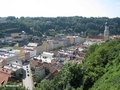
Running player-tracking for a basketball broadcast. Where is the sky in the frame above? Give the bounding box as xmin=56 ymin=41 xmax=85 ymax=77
xmin=0 ymin=0 xmax=120 ymax=18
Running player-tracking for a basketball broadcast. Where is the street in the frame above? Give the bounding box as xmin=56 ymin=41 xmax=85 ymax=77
xmin=22 ymin=64 xmax=34 ymax=90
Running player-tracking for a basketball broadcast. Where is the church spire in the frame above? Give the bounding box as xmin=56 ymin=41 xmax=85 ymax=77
xmin=104 ymin=19 xmax=109 ymax=41
xmin=105 ymin=19 xmax=108 ymax=26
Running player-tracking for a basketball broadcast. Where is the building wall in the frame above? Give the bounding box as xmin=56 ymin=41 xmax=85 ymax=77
xmin=29 ymin=50 xmax=36 ymax=58
xmin=1 ymin=60 xmax=7 ymax=66
xmin=58 ymin=41 xmax=64 ymax=47
xmin=18 ymin=50 xmax=25 ymax=61
xmin=63 ymin=39 xmax=67 ymax=46
xmin=67 ymin=38 xmax=70 ymax=46
xmin=36 ymin=45 xmax=46 ymax=55
xmin=43 ymin=41 xmax=50 ymax=51
xmin=13 ymin=37 xmax=24 ymax=41
xmin=35 ymin=68 xmax=45 ymax=79
xmin=80 ymin=37 xmax=85 ymax=44
xmin=49 ymin=42 xmax=54 ymax=50
xmin=74 ymin=36 xmax=80 ymax=44
xmin=5 ymin=37 xmax=13 ymax=41
xmin=14 ymin=46 xmax=23 ymax=50
xmin=77 ymin=37 xmax=80 ymax=43
xmin=25 ymin=51 xmax=30 ymax=60
xmin=70 ymin=37 xmax=74 ymax=45
xmin=53 ymin=43 xmax=59 ymax=49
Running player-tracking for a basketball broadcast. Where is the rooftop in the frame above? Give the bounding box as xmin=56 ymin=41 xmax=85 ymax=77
xmin=88 ymin=36 xmax=104 ymax=40
xmin=0 ymin=68 xmax=12 ymax=75
xmin=30 ymin=60 xmax=42 ymax=67
xmin=0 ymin=72 xmax=11 ymax=86
xmin=27 ymin=43 xmax=38 ymax=47
xmin=4 ymin=64 xmax=22 ymax=71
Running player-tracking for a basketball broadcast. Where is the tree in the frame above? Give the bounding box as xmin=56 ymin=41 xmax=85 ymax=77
xmin=33 ymin=76 xmax=41 ymax=83
xmin=36 ymin=39 xmax=120 ymax=90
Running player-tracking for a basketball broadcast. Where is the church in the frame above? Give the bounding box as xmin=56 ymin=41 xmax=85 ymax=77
xmin=84 ymin=20 xmax=110 ymax=45
xmin=104 ymin=20 xmax=109 ymax=41
xmin=87 ymin=20 xmax=109 ymax=41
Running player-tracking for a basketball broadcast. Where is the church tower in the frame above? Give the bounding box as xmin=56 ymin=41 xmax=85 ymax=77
xmin=104 ymin=20 xmax=109 ymax=41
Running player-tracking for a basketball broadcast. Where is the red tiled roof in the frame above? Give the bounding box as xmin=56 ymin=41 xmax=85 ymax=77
xmin=78 ymin=53 xmax=85 ymax=57
xmin=0 ymin=68 xmax=12 ymax=75
xmin=59 ymin=53 xmax=69 ymax=57
xmin=0 ymin=72 xmax=12 ymax=86
xmin=51 ymin=59 xmax=57 ymax=65
xmin=50 ymin=65 xmax=62 ymax=73
xmin=88 ymin=36 xmax=104 ymax=40
xmin=52 ymin=69 xmax=58 ymax=76
xmin=35 ymin=66 xmax=44 ymax=70
xmin=43 ymin=62 xmax=50 ymax=68
xmin=30 ymin=60 xmax=42 ymax=67
xmin=76 ymin=57 xmax=84 ymax=60
xmin=45 ymin=67 xmax=60 ymax=80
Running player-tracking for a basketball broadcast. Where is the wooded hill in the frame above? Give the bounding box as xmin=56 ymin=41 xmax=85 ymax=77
xmin=35 ymin=39 xmax=120 ymax=90
xmin=0 ymin=16 xmax=120 ymax=37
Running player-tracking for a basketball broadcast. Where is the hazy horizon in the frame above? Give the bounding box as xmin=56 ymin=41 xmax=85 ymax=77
xmin=0 ymin=0 xmax=120 ymax=18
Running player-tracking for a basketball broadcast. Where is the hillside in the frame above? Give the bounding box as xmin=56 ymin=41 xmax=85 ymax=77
xmin=0 ymin=16 xmax=120 ymax=37
xmin=35 ymin=39 xmax=120 ymax=90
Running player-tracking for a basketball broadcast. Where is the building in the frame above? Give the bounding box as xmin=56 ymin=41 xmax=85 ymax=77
xmin=0 ymin=48 xmax=24 ymax=65
xmin=35 ymin=66 xmax=45 ymax=79
xmin=40 ymin=52 xmax=54 ymax=63
xmin=4 ymin=33 xmax=13 ymax=42
xmin=85 ymin=20 xmax=110 ymax=46
xmin=0 ymin=68 xmax=15 ymax=86
xmin=0 ymin=52 xmax=18 ymax=64
xmin=30 ymin=60 xmax=42 ymax=69
xmin=104 ymin=20 xmax=109 ymax=41
xmin=18 ymin=50 xmax=25 ymax=61
xmin=56 ymin=50 xmax=72 ymax=62
xmin=24 ymin=43 xmax=38 ymax=57
xmin=0 ymin=59 xmax=7 ymax=67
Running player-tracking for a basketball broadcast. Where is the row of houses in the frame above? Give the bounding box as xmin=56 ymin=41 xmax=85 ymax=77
xmin=0 ymin=34 xmax=85 ymax=86
xmin=0 ymin=47 xmax=24 ymax=86
xmin=29 ymin=44 xmax=86 ymax=80
xmin=12 ymin=35 xmax=85 ymax=62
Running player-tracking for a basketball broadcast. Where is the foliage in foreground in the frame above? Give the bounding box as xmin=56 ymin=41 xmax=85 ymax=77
xmin=0 ymin=82 xmax=25 ymax=90
xmin=35 ymin=39 xmax=120 ymax=90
